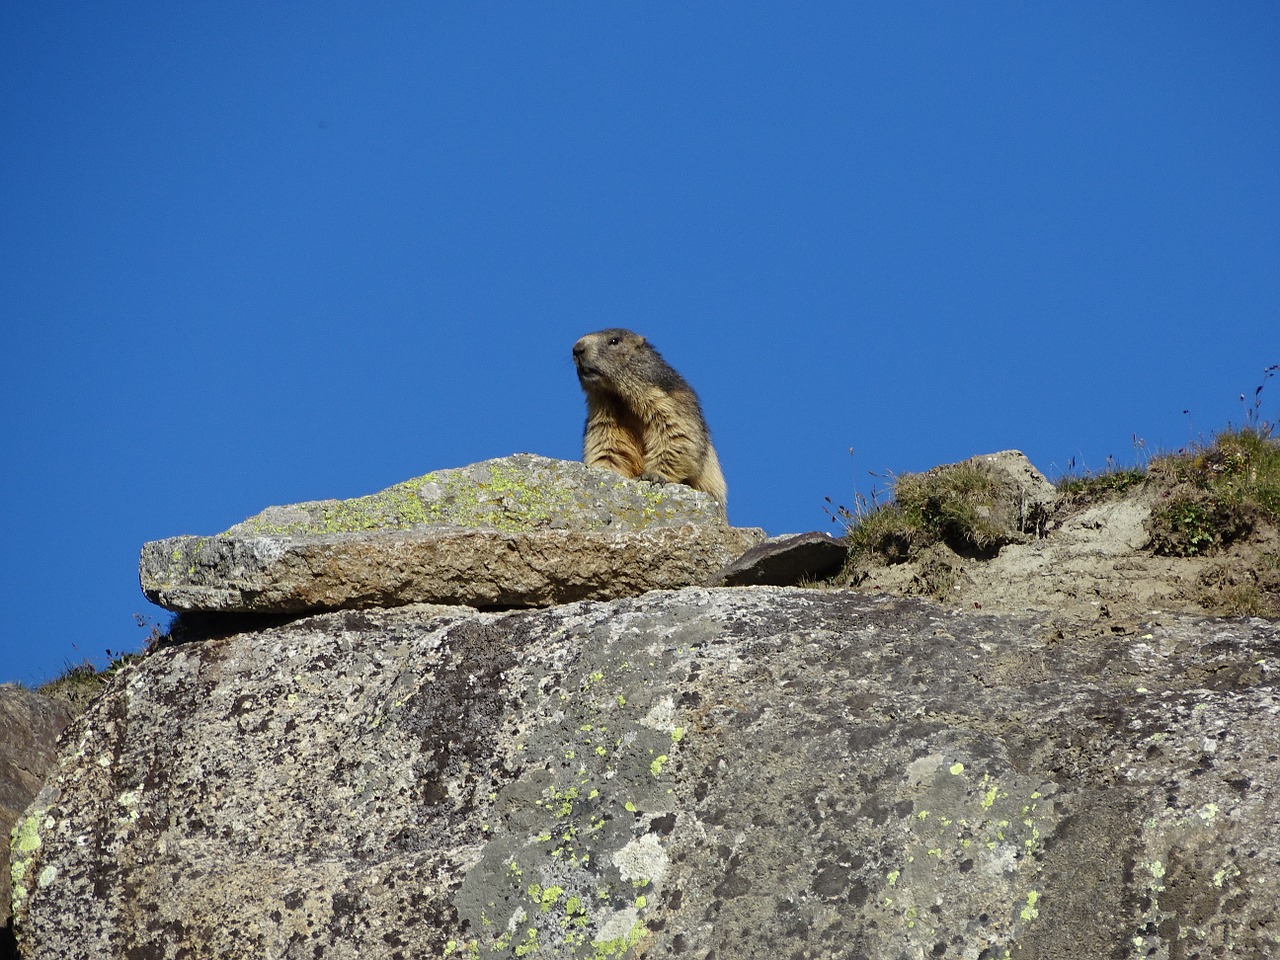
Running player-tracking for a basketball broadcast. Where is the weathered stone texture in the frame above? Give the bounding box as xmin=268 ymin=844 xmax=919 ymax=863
xmin=138 ymin=455 xmax=765 ymax=614
xmin=141 ymin=525 xmax=764 ymax=614
xmin=11 ymin=590 xmax=1279 ymax=959
xmin=0 ymin=685 xmax=75 ymax=929
xmin=223 ymin=454 xmax=727 ymax=537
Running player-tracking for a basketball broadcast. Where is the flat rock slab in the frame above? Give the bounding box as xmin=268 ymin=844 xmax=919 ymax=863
xmin=140 ymin=454 xmax=764 ymax=613
xmin=142 ymin=526 xmax=766 ymax=613
xmin=707 ymin=531 xmax=847 ymax=586
xmin=225 ymin=453 xmax=726 ymax=536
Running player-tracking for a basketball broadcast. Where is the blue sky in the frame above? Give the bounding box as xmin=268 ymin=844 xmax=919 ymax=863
xmin=3 ymin=3 xmax=1277 ymax=686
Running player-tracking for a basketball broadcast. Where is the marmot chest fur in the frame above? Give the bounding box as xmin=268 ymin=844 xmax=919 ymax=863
xmin=572 ymin=328 xmax=727 ymax=509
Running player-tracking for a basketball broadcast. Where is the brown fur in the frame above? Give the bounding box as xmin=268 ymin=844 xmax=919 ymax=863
xmin=573 ymin=329 xmax=727 ymax=510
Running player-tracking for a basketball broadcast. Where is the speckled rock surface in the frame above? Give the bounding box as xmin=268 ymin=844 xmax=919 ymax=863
xmin=12 ymin=590 xmax=1278 ymax=959
xmin=0 ymin=685 xmax=76 ymax=930
xmin=224 ymin=454 xmax=727 ymax=537
xmin=139 ymin=454 xmax=763 ymax=614
xmin=140 ymin=525 xmax=765 ymax=614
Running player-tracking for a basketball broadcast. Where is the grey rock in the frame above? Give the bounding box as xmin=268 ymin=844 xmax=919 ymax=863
xmin=224 ymin=454 xmax=727 ymax=536
xmin=140 ymin=525 xmax=765 ymax=613
xmin=947 ymin=448 xmax=1059 ymax=539
xmin=0 ymin=685 xmax=76 ymax=928
xmin=707 ymin=531 xmax=847 ymax=586
xmin=12 ymin=590 xmax=1279 ymax=959
xmin=139 ymin=454 xmax=765 ymax=614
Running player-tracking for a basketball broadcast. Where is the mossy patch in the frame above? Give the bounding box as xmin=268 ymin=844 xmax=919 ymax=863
xmin=1147 ymin=428 xmax=1280 ymax=557
xmin=224 ymin=455 xmax=718 ymax=537
xmin=1055 ymin=467 xmax=1146 ymax=505
xmin=836 ymin=459 xmax=1039 ymax=599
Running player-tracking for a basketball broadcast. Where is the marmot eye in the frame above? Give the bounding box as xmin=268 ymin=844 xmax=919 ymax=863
xmin=608 ymin=336 xmax=621 ymax=346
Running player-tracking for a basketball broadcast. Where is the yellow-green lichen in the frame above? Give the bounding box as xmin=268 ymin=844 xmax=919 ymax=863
xmin=12 ymin=812 xmax=43 ymax=858
xmin=226 ymin=457 xmax=713 ymax=539
xmin=512 ymin=926 xmax=539 ymax=957
xmin=1020 ymin=890 xmax=1040 ymax=922
xmin=590 ymin=918 xmax=646 ymax=958
xmin=10 ymin=811 xmax=45 ymax=907
xmin=528 ymin=884 xmax=566 ymax=913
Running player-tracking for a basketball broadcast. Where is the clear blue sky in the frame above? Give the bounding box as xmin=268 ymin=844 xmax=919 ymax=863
xmin=3 ymin=3 xmax=1277 ymax=686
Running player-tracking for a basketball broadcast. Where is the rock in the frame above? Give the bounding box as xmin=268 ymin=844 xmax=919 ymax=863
xmin=914 ymin=449 xmax=1059 ymax=546
xmin=13 ymin=590 xmax=1279 ymax=959
xmin=707 ymin=531 xmax=847 ymax=586
xmin=0 ymin=685 xmax=76 ymax=929
xmin=970 ymin=448 xmax=1059 ymax=514
xmin=139 ymin=454 xmax=765 ymax=614
xmin=140 ymin=525 xmax=765 ymax=613
xmin=225 ymin=454 xmax=727 ymax=536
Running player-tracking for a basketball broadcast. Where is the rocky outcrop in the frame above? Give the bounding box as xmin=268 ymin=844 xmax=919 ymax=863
xmin=139 ymin=455 xmax=765 ymax=614
xmin=0 ymin=686 xmax=75 ymax=931
xmin=849 ymin=448 xmax=1280 ymax=623
xmin=12 ymin=589 xmax=1278 ymax=959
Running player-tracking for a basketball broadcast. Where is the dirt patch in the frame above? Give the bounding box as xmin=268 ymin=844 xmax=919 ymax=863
xmin=841 ymin=469 xmax=1280 ymax=632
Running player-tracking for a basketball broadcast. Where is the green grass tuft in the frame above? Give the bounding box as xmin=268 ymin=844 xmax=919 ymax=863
xmin=1055 ymin=468 xmax=1146 ymax=502
xmin=837 ymin=461 xmax=1017 ymax=568
xmin=1147 ymin=427 xmax=1280 ymax=557
xmin=892 ymin=463 xmax=1011 ymax=553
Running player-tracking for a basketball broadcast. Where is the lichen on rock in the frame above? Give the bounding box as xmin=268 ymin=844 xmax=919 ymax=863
xmin=138 ymin=454 xmax=765 ymax=615
xmin=224 ymin=453 xmax=724 ymax=537
xmin=11 ymin=589 xmax=1280 ymax=959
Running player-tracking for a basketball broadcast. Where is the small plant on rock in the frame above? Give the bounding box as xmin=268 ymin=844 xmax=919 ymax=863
xmin=832 ymin=461 xmax=1022 ymax=568
xmin=1147 ymin=427 xmax=1280 ymax=557
xmin=1055 ymin=467 xmax=1146 ymax=505
xmin=892 ymin=463 xmax=1013 ymax=555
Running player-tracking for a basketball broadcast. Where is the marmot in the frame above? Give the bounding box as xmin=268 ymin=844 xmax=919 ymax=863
xmin=573 ymin=328 xmax=727 ymax=510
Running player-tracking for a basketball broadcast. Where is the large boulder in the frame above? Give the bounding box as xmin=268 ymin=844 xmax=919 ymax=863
xmin=0 ymin=685 xmax=76 ymax=930
xmin=12 ymin=589 xmax=1278 ymax=959
xmin=139 ymin=454 xmax=764 ymax=614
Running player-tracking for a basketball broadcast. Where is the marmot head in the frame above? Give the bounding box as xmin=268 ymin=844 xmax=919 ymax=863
xmin=572 ymin=328 xmax=648 ymax=389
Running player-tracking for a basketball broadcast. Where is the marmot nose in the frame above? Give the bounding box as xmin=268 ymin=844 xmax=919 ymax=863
xmin=572 ymin=342 xmax=586 ymax=359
